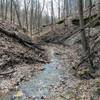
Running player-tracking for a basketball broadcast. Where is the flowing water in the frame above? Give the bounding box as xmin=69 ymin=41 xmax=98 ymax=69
xmin=1 ymin=47 xmax=77 ymax=100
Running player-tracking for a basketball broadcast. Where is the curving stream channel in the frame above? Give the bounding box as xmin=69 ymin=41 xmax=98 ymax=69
xmin=2 ymin=46 xmax=77 ymax=100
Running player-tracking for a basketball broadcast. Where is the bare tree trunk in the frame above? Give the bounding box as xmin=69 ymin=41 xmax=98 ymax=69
xmin=24 ymin=0 xmax=29 ymax=30
xmin=88 ymin=0 xmax=92 ymax=37
xmin=51 ymin=0 xmax=54 ymax=30
xmin=58 ymin=0 xmax=61 ymax=20
xmin=30 ymin=0 xmax=34 ymax=36
xmin=45 ymin=3 xmax=49 ymax=25
xmin=12 ymin=0 xmax=22 ymax=28
xmin=1 ymin=0 xmax=4 ymax=20
xmin=63 ymin=0 xmax=69 ymax=28
xmin=38 ymin=0 xmax=45 ymax=33
xmin=10 ymin=0 xmax=13 ymax=22
xmin=12 ymin=7 xmax=15 ymax=24
xmin=5 ymin=0 xmax=8 ymax=20
xmin=98 ymin=0 xmax=100 ymax=15
xmin=37 ymin=0 xmax=40 ymax=33
xmin=35 ymin=0 xmax=38 ymax=30
xmin=78 ymin=0 xmax=94 ymax=71
xmin=88 ymin=0 xmax=92 ymax=19
xmin=63 ymin=0 xmax=66 ymax=26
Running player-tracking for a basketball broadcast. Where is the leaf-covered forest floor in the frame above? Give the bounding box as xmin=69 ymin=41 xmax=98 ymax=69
xmin=0 ymin=17 xmax=100 ymax=100
xmin=0 ymin=21 xmax=48 ymax=94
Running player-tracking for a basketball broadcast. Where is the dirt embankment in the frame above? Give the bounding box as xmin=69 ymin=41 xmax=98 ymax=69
xmin=0 ymin=21 xmax=48 ymax=94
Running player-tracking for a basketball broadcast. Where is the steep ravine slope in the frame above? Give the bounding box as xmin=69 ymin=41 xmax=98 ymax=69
xmin=0 ymin=21 xmax=48 ymax=95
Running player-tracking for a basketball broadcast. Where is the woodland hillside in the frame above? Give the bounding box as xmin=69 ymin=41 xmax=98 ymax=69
xmin=0 ymin=0 xmax=100 ymax=100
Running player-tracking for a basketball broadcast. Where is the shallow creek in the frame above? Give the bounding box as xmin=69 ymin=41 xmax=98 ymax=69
xmin=1 ymin=46 xmax=77 ymax=100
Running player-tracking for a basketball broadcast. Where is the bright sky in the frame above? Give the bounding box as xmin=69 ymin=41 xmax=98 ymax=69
xmin=20 ymin=0 xmax=59 ymax=17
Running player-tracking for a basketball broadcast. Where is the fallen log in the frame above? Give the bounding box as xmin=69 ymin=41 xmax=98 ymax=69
xmin=72 ymin=14 xmax=98 ymax=26
xmin=0 ymin=70 xmax=15 ymax=76
xmin=0 ymin=27 xmax=44 ymax=51
xmin=61 ymin=15 xmax=100 ymax=42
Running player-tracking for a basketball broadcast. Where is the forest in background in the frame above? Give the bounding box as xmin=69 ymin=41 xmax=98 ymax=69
xmin=0 ymin=0 xmax=99 ymax=35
